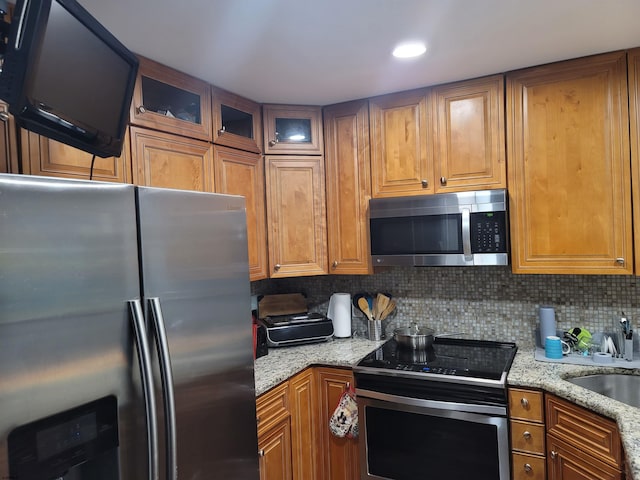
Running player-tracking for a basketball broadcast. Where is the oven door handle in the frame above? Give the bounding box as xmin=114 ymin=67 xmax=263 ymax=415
xmin=356 ymin=388 xmax=507 ymax=416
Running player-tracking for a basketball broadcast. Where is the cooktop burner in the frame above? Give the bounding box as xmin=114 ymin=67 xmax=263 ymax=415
xmin=355 ymin=337 xmax=517 ymax=384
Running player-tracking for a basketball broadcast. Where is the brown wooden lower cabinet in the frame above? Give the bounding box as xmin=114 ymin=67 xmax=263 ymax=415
xmin=512 ymin=451 xmax=546 ymax=480
xmin=0 ymin=102 xmax=18 ymax=174
xmin=316 ymin=367 xmax=360 ymax=480
xmin=544 ymin=394 xmax=624 ymax=480
xmin=256 ymin=367 xmax=360 ymax=480
xmin=259 ymin=418 xmax=293 ymax=480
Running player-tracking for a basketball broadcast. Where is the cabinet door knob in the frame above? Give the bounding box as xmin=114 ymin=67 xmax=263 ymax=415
xmin=218 ymin=126 xmax=226 ymax=135
xmin=332 ymin=260 xmax=338 ymax=268
xmin=522 ymin=431 xmax=531 ymax=439
xmin=421 ymin=179 xmax=428 ymax=188
xmin=274 ymin=264 xmax=281 ymax=271
xmin=268 ymin=139 xmax=278 ymax=147
xmin=137 ymin=105 xmax=147 ymax=114
xmin=440 ymin=176 xmax=447 ymax=185
xmin=520 ymin=397 xmax=529 ymax=408
xmin=616 ymin=257 xmax=625 ymax=265
xmin=550 ymin=450 xmax=558 ymax=460
xmin=258 ymin=449 xmax=265 ymax=457
xmin=0 ymin=111 xmax=9 ymax=122
xmin=524 ymin=463 xmax=532 ymax=473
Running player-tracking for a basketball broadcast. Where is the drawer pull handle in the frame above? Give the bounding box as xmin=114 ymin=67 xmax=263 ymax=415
xmin=524 ymin=463 xmax=532 ymax=473
xmin=550 ymin=450 xmax=558 ymax=460
xmin=520 ymin=397 xmax=529 ymax=408
xmin=522 ymin=430 xmax=531 ymax=439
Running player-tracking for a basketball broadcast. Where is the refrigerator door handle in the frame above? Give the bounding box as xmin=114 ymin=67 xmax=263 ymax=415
xmin=128 ymin=299 xmax=160 ymax=480
xmin=148 ymin=297 xmax=178 ymax=480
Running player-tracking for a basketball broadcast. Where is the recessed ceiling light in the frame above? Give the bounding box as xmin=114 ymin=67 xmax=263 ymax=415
xmin=392 ymin=42 xmax=427 ymax=59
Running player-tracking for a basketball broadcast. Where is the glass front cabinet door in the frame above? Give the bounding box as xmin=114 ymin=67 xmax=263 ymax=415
xmin=130 ymin=56 xmax=212 ymax=141
xmin=263 ymin=105 xmax=323 ymax=155
xmin=212 ymin=87 xmax=262 ymax=153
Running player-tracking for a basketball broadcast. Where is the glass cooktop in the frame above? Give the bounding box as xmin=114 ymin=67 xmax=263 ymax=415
xmin=355 ymin=337 xmax=517 ymax=382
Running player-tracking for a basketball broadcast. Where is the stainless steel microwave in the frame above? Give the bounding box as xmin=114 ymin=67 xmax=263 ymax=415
xmin=369 ymin=189 xmax=509 ymax=267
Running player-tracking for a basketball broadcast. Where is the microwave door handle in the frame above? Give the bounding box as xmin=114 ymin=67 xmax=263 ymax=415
xmin=148 ymin=297 xmax=178 ymax=480
xmin=462 ymin=208 xmax=473 ymax=261
xmin=128 ymin=299 xmax=160 ymax=480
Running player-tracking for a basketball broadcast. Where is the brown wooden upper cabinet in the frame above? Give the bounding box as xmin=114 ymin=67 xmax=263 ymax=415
xmin=21 ymin=128 xmax=132 ymax=183
xmin=369 ymin=88 xmax=432 ymax=197
xmin=323 ymin=100 xmax=372 ymax=275
xmin=130 ymin=56 xmax=212 ymax=141
xmin=628 ymin=48 xmax=640 ymax=275
xmin=213 ymin=145 xmax=268 ymax=281
xmin=212 ymin=87 xmax=262 ymax=153
xmin=507 ymin=51 xmax=633 ymax=275
xmin=130 ymin=126 xmax=214 ymax=191
xmin=263 ymin=105 xmax=323 ymax=155
xmin=0 ymin=102 xmax=18 ymax=174
xmin=432 ymin=74 xmax=506 ymax=193
xmin=265 ymin=155 xmax=327 ymax=277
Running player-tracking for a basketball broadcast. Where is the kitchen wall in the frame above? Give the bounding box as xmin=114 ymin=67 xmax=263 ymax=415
xmin=252 ymin=267 xmax=640 ymax=348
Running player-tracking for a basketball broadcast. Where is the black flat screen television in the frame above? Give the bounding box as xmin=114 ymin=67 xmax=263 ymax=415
xmin=0 ymin=0 xmax=139 ymax=158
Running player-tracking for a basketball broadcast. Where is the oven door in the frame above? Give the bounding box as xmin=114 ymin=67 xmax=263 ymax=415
xmin=358 ymin=392 xmax=510 ymax=480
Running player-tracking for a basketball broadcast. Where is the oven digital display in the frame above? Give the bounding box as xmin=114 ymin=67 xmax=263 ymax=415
xmin=36 ymin=412 xmax=97 ymax=461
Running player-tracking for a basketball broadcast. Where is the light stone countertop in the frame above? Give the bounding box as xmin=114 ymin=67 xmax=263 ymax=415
xmin=253 ymin=336 xmax=386 ymax=396
xmin=508 ymin=348 xmax=640 ymax=480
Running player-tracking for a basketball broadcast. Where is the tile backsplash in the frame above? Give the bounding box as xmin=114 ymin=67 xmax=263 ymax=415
xmin=252 ymin=266 xmax=640 ymax=348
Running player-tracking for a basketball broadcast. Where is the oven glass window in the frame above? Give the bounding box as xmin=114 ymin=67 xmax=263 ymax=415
xmin=365 ymin=406 xmax=500 ymax=480
xmin=370 ymin=214 xmax=462 ymax=255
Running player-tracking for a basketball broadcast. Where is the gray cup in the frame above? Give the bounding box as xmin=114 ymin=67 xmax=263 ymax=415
xmin=539 ymin=306 xmax=556 ymax=346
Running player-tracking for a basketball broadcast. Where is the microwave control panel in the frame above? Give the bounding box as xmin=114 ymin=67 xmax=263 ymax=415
xmin=470 ymin=212 xmax=507 ymax=253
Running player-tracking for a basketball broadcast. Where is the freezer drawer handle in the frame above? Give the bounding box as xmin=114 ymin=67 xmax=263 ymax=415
xmin=149 ymin=297 xmax=178 ymax=480
xmin=129 ymin=299 xmax=160 ymax=480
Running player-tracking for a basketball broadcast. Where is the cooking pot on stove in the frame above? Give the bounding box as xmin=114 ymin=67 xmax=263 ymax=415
xmin=394 ymin=324 xmax=459 ymax=350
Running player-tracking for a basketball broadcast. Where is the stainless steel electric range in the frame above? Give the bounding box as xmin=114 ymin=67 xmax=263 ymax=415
xmin=353 ymin=337 xmax=517 ymax=480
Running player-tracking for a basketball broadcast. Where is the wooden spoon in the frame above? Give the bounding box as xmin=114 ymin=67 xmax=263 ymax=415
xmin=379 ymin=299 xmax=396 ymax=321
xmin=358 ymin=297 xmax=373 ymax=321
xmin=376 ymin=293 xmax=390 ymax=318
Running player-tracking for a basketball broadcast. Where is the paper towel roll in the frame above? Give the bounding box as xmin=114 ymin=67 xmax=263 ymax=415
xmin=539 ymin=306 xmax=556 ymax=346
xmin=328 ymin=293 xmax=351 ymax=338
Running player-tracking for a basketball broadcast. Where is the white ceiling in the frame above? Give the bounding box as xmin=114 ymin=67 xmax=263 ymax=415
xmin=78 ymin=0 xmax=640 ymax=106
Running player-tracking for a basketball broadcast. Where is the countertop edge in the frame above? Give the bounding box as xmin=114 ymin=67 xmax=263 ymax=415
xmin=507 ymin=348 xmax=640 ymax=480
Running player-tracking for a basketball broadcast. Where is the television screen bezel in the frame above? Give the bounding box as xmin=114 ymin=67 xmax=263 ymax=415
xmin=0 ymin=0 xmax=139 ymax=158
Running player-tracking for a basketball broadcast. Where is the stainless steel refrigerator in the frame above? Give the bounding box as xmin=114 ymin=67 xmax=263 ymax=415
xmin=0 ymin=173 xmax=260 ymax=480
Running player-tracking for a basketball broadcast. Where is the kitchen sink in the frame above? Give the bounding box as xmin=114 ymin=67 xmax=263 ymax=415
xmin=566 ymin=374 xmax=640 ymax=408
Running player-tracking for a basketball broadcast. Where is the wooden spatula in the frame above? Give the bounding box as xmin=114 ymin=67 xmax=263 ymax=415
xmin=358 ymin=297 xmax=373 ymax=321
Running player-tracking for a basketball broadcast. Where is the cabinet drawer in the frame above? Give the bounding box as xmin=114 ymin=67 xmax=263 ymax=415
xmin=511 ymin=452 xmax=546 ymax=480
xmin=545 ymin=394 xmax=622 ymax=467
xmin=511 ymin=420 xmax=545 ymax=455
xmin=509 ymin=388 xmax=544 ymax=422
xmin=257 ymin=382 xmax=290 ymax=436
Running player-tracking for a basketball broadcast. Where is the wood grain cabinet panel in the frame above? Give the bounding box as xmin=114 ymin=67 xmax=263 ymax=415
xmin=130 ymin=127 xmax=213 ymax=191
xmin=258 ymin=418 xmax=293 ymax=480
xmin=323 ymin=99 xmax=372 ymax=275
xmin=507 ymin=51 xmax=633 ymax=274
xmin=213 ymin=145 xmax=268 ymax=281
xmin=0 ymin=102 xmax=18 ymax=174
xmin=289 ymin=369 xmax=322 ymax=480
xmin=212 ymin=87 xmax=262 ymax=153
xmin=130 ymin=56 xmax=212 ymax=141
xmin=369 ymin=88 xmax=432 ymax=197
xmin=432 ymin=74 xmax=505 ymax=193
xmin=316 ymin=367 xmax=359 ymax=480
xmin=509 ymin=388 xmax=545 ymax=423
xmin=546 ymin=435 xmax=622 ymax=480
xmin=21 ymin=128 xmax=132 ymax=182
xmin=627 ymin=47 xmax=640 ymax=275
xmin=263 ymin=105 xmax=323 ymax=155
xmin=265 ymin=155 xmax=327 ymax=277
xmin=512 ymin=452 xmax=546 ymax=480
